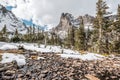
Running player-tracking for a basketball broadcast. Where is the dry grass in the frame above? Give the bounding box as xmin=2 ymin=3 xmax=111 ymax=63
xmin=79 ymin=50 xmax=87 ymax=54
xmin=29 ymin=55 xmax=38 ymax=60
xmin=0 ymin=50 xmax=4 ymax=54
xmin=0 ymin=49 xmax=24 ymax=54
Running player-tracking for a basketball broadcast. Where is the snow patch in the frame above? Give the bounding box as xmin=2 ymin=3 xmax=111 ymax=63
xmin=0 ymin=42 xmax=105 ymax=61
xmin=0 ymin=44 xmax=18 ymax=50
xmin=37 ymin=57 xmax=45 ymax=60
xmin=0 ymin=53 xmax=26 ymax=66
xmin=60 ymin=53 xmax=104 ymax=60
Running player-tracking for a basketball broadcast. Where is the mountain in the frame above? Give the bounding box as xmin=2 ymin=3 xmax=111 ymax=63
xmin=52 ymin=13 xmax=94 ymax=33
xmin=52 ymin=13 xmax=118 ymax=39
xmin=51 ymin=13 xmax=94 ymax=38
xmin=53 ymin=12 xmax=118 ymax=32
xmin=0 ymin=4 xmax=27 ymax=34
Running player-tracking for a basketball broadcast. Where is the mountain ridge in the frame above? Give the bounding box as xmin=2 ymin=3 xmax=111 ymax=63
xmin=52 ymin=12 xmax=117 ymax=33
xmin=0 ymin=4 xmax=27 ymax=34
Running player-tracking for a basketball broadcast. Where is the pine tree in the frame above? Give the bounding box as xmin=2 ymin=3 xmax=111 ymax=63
xmin=111 ymin=5 xmax=120 ymax=54
xmin=32 ymin=26 xmax=35 ymax=42
xmin=15 ymin=29 xmax=19 ymax=37
xmin=69 ymin=26 xmax=75 ymax=49
xmin=116 ymin=4 xmax=120 ymax=39
xmin=2 ymin=25 xmax=7 ymax=37
xmin=75 ymin=17 xmax=85 ymax=51
xmin=103 ymin=17 xmax=111 ymax=54
xmin=65 ymin=26 xmax=75 ymax=49
xmin=11 ymin=29 xmax=20 ymax=42
xmin=50 ymin=33 xmax=55 ymax=45
xmin=66 ymin=29 xmax=71 ymax=48
xmin=96 ymin=0 xmax=109 ymax=53
xmin=2 ymin=25 xmax=7 ymax=34
xmin=85 ymin=25 xmax=92 ymax=51
xmin=54 ymin=34 xmax=58 ymax=46
xmin=1 ymin=25 xmax=8 ymax=41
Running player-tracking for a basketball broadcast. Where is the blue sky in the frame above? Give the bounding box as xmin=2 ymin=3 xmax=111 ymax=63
xmin=22 ymin=19 xmax=47 ymax=30
xmin=6 ymin=6 xmax=34 ymax=26
xmin=22 ymin=19 xmax=33 ymax=26
xmin=6 ymin=6 xmax=13 ymax=11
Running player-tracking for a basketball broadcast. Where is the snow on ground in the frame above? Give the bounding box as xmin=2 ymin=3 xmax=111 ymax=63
xmin=0 ymin=53 xmax=26 ymax=66
xmin=0 ymin=42 xmax=105 ymax=60
xmin=59 ymin=53 xmax=104 ymax=60
xmin=0 ymin=44 xmax=18 ymax=50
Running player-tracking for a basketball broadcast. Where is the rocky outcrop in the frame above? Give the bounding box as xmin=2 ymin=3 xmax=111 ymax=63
xmin=53 ymin=13 xmax=94 ymax=33
xmin=53 ymin=13 xmax=73 ymax=33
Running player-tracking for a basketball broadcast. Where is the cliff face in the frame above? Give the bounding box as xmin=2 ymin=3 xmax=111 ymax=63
xmin=54 ymin=13 xmax=73 ymax=32
xmin=53 ymin=13 xmax=94 ymax=33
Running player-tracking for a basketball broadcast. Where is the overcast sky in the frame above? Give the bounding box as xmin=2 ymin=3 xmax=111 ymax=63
xmin=0 ymin=0 xmax=120 ymax=28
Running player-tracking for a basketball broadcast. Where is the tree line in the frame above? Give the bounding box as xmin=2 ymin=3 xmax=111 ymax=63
xmin=64 ymin=0 xmax=120 ymax=54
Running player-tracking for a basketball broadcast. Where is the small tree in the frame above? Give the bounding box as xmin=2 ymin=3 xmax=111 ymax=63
xmin=1 ymin=25 xmax=8 ymax=42
xmin=50 ymin=33 xmax=55 ymax=45
xmin=11 ymin=29 xmax=20 ymax=42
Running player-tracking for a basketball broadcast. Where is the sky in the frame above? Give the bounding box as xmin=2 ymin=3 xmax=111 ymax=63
xmin=0 ymin=0 xmax=120 ymax=28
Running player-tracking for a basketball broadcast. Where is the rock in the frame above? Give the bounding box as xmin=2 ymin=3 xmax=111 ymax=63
xmin=2 ymin=76 xmax=11 ymax=80
xmin=17 ymin=74 xmax=24 ymax=78
xmin=17 ymin=78 xmax=23 ymax=80
xmin=40 ymin=73 xmax=47 ymax=78
xmin=85 ymin=74 xmax=100 ymax=80
xmin=41 ymin=70 xmax=48 ymax=74
xmin=26 ymin=71 xmax=31 ymax=77
xmin=5 ymin=70 xmax=15 ymax=74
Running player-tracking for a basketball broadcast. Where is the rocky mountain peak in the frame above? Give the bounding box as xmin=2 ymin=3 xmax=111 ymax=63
xmin=77 ymin=14 xmax=94 ymax=24
xmin=61 ymin=13 xmax=74 ymax=21
xmin=53 ymin=13 xmax=73 ymax=32
xmin=53 ymin=13 xmax=94 ymax=33
xmin=0 ymin=4 xmax=27 ymax=34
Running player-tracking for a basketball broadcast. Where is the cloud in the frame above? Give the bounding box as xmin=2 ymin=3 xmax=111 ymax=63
xmin=0 ymin=0 xmax=120 ymax=28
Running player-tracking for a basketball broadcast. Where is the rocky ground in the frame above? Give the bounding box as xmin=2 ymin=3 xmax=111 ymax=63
xmin=0 ymin=51 xmax=120 ymax=80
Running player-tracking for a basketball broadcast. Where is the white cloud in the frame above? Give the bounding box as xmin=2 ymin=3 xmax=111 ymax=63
xmin=0 ymin=0 xmax=120 ymax=28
